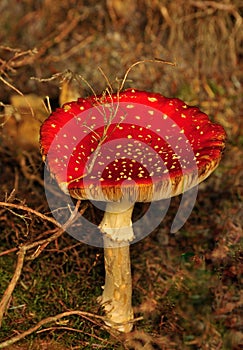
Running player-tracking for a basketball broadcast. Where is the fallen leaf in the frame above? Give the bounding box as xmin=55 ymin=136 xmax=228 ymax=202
xmin=4 ymin=94 xmax=49 ymax=150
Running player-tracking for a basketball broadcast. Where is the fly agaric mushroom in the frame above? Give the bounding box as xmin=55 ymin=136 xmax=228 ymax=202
xmin=40 ymin=88 xmax=226 ymax=332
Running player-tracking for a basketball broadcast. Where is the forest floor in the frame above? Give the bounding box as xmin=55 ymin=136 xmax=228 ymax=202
xmin=0 ymin=1 xmax=242 ymax=349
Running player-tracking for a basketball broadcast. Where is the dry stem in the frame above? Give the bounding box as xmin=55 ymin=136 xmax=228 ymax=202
xmin=0 ymin=310 xmax=142 ymax=348
xmin=0 ymin=310 xmax=106 ymax=349
xmin=0 ymin=200 xmax=85 ymax=326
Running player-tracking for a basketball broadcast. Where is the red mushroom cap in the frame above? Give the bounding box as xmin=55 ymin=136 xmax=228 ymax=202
xmin=40 ymin=89 xmax=226 ymax=202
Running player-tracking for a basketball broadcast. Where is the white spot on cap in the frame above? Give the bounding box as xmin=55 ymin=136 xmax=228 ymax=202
xmin=64 ymin=105 xmax=71 ymax=111
xmin=148 ymin=97 xmax=158 ymax=102
xmin=126 ymin=104 xmax=134 ymax=109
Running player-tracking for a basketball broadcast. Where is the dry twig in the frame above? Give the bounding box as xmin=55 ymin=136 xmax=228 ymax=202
xmin=0 ymin=310 xmax=106 ymax=349
xmin=0 ymin=200 xmax=85 ymax=326
xmin=0 ymin=310 xmax=143 ymax=348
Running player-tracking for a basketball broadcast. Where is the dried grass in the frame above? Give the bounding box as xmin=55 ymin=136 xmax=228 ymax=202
xmin=0 ymin=0 xmax=242 ymax=100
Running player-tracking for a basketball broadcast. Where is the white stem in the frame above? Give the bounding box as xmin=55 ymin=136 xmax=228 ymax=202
xmin=99 ymin=201 xmax=135 ymax=242
xmin=98 ymin=201 xmax=135 ymax=332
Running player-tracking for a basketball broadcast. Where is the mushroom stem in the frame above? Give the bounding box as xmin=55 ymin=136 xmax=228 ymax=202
xmin=98 ymin=201 xmax=135 ymax=332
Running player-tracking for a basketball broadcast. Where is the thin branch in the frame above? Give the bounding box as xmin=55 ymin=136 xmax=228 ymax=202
xmin=0 ymin=201 xmax=85 ymax=327
xmin=0 ymin=202 xmax=62 ymax=227
xmin=0 ymin=247 xmax=18 ymax=257
xmin=26 ymin=201 xmax=87 ymax=259
xmin=97 ymin=66 xmax=113 ymax=94
xmin=0 ymin=310 xmax=106 ymax=349
xmin=0 ymin=247 xmax=26 ymax=326
xmin=0 ymin=76 xmax=35 ymax=118
xmin=119 ymin=58 xmax=176 ymax=92
xmin=0 ymin=76 xmax=25 ymax=96
xmin=0 ymin=310 xmax=143 ymax=348
xmin=70 ymin=59 xmax=176 ymax=183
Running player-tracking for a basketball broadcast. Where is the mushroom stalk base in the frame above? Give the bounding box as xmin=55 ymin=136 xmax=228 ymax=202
xmin=98 ymin=202 xmax=134 ymax=332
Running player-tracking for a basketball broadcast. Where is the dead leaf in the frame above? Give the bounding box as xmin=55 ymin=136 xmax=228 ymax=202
xmin=4 ymin=94 xmax=49 ymax=150
xmin=211 ymin=244 xmax=229 ymax=260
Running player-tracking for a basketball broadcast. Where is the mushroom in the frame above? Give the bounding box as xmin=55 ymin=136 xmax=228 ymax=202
xmin=40 ymin=88 xmax=226 ymax=332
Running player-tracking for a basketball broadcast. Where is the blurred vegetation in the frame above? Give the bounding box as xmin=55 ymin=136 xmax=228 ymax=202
xmin=0 ymin=0 xmax=242 ymax=349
